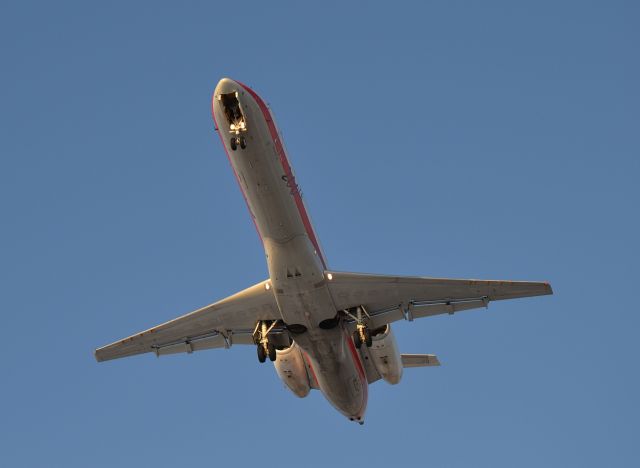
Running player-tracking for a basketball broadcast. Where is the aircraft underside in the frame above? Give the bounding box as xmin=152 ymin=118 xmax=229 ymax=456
xmin=95 ymin=77 xmax=553 ymax=424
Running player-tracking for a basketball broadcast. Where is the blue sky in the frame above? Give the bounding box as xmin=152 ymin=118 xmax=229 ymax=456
xmin=1 ymin=1 xmax=638 ymax=466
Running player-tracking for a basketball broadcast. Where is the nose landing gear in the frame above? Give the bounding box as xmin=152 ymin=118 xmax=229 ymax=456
xmin=218 ymin=91 xmax=248 ymax=151
xmin=230 ymin=136 xmax=247 ymax=151
xmin=253 ymin=320 xmax=278 ymax=363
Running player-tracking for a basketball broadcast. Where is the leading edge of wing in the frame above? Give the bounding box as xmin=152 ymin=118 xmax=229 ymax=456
xmin=326 ymin=270 xmax=553 ymax=319
xmin=94 ymin=279 xmax=278 ymax=362
xmin=327 ymin=270 xmax=553 ymax=300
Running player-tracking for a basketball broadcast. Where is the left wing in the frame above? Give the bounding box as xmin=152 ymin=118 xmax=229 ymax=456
xmin=95 ymin=280 xmax=280 ymax=362
xmin=326 ymin=271 xmax=552 ymax=329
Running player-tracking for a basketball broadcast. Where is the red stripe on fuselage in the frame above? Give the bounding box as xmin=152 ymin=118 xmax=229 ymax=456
xmin=235 ymin=81 xmax=328 ymax=270
xmin=344 ymin=330 xmax=369 ymax=419
xmin=303 ymin=351 xmax=319 ymax=388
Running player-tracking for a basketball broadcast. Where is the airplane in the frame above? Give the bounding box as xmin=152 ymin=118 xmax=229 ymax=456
xmin=95 ymin=77 xmax=553 ymax=424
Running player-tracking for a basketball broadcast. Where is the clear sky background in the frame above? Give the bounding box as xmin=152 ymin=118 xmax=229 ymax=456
xmin=1 ymin=1 xmax=638 ymax=467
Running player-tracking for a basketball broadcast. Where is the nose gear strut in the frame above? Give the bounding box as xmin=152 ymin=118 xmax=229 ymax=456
xmin=253 ymin=320 xmax=278 ymax=363
xmin=344 ymin=306 xmax=373 ymax=349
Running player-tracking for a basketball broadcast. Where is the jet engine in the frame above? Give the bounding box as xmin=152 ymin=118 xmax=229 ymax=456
xmin=273 ymin=342 xmax=312 ymax=398
xmin=368 ymin=324 xmax=403 ymax=384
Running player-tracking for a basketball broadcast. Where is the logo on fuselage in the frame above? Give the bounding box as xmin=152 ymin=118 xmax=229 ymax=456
xmin=281 ymin=174 xmax=301 ymax=196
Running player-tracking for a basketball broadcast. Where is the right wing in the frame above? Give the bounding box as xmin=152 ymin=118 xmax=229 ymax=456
xmin=326 ymin=271 xmax=552 ymax=329
xmin=95 ymin=280 xmax=280 ymax=362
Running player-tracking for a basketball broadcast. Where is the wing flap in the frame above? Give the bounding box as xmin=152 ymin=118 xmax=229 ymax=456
xmin=153 ymin=331 xmax=261 ymax=357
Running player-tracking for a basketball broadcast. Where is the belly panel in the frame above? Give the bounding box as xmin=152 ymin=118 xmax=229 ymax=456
xmin=294 ymin=325 xmax=368 ymax=420
xmin=211 ymin=78 xmax=327 ymax=269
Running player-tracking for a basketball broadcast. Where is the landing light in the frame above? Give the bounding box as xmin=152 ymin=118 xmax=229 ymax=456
xmin=265 ymin=282 xmax=271 ymax=290
xmin=230 ymin=124 xmax=236 ymax=130
xmin=327 ymin=273 xmax=333 ymax=281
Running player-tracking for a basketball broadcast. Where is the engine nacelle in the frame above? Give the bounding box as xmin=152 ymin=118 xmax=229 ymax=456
xmin=273 ymin=342 xmax=312 ymax=398
xmin=369 ymin=324 xmax=403 ymax=384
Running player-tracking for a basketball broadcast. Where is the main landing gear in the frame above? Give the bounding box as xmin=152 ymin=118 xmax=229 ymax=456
xmin=257 ymin=341 xmax=276 ymax=363
xmin=345 ymin=306 xmax=373 ymax=349
xmin=354 ymin=323 xmax=372 ymax=349
xmin=254 ymin=320 xmax=277 ymax=363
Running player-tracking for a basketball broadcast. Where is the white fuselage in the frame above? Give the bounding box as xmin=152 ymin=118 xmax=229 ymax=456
xmin=211 ymin=78 xmax=367 ymax=421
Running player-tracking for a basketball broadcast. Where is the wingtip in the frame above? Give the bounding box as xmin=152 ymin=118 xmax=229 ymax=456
xmin=94 ymin=349 xmax=105 ymax=363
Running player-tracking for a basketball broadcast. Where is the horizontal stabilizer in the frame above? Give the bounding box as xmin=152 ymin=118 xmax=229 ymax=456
xmin=401 ymin=354 xmax=441 ymax=368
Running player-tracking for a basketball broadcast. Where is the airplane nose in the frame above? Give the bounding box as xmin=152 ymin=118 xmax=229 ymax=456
xmin=215 ymin=77 xmax=239 ymax=96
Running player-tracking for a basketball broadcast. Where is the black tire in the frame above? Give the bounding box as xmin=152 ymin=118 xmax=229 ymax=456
xmin=354 ymin=331 xmax=362 ymax=349
xmin=257 ymin=344 xmax=266 ymax=363
xmin=268 ymin=343 xmax=277 ymax=362
xmin=239 ymin=136 xmax=247 ymax=149
xmin=364 ymin=328 xmax=372 ymax=348
xmin=230 ymin=137 xmax=238 ymax=151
